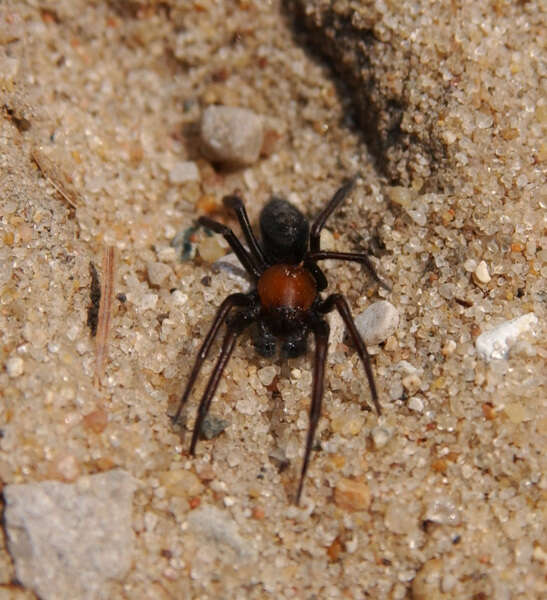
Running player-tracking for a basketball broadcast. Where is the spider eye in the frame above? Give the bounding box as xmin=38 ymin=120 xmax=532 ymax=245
xmin=260 ymin=198 xmax=309 ymax=263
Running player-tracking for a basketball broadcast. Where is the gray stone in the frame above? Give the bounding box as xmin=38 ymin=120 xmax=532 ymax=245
xmin=4 ymin=470 xmax=136 ymax=600
xmin=200 ymin=105 xmax=263 ymax=166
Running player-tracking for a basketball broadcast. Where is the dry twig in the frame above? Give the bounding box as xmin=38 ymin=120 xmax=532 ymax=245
xmin=94 ymin=246 xmax=116 ymax=388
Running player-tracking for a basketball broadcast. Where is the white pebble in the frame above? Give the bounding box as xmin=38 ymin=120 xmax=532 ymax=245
xmin=402 ymin=373 xmax=421 ymax=394
xmin=371 ymin=426 xmax=391 ymax=449
xmin=200 ymin=105 xmax=263 ymax=166
xmin=171 ymin=290 xmax=187 ymax=305
xmin=146 ymin=262 xmax=171 ymax=287
xmin=6 ymin=356 xmax=24 ymax=377
xmin=139 ymin=293 xmax=158 ymax=311
xmin=441 ymin=340 xmax=456 ymax=356
xmin=257 ymin=366 xmax=277 ymax=386
xmin=476 ymin=312 xmax=538 ymax=361
xmin=168 ymin=161 xmax=200 ymax=184
xmin=424 ymin=496 xmax=461 ymax=526
xmin=473 ymin=260 xmax=491 ymax=284
xmin=463 ymin=258 xmax=477 ymax=272
xmin=156 ymin=246 xmax=176 ymax=263
xmin=408 ymin=396 xmax=424 ymax=412
xmin=354 ymin=301 xmax=399 ymax=346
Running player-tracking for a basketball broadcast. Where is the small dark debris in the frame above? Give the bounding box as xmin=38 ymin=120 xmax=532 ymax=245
xmin=183 ymin=99 xmax=195 ymax=113
xmin=268 ymin=447 xmax=290 ymax=473
xmin=157 ymin=313 xmax=169 ymax=326
xmin=116 ymin=293 xmax=127 ymax=303
xmin=452 ymin=534 xmax=461 ymax=545
xmin=200 ymin=415 xmax=229 ymax=440
xmin=421 ymin=519 xmax=435 ymax=533
xmin=516 ymin=287 xmax=525 ymax=298
xmin=4 ymin=106 xmax=31 ymax=132
xmin=201 ymin=275 xmax=212 ymax=287
xmin=455 ymin=297 xmax=473 ymax=308
xmin=87 ymin=262 xmax=101 ymax=336
xmin=381 ymin=558 xmax=392 ymax=566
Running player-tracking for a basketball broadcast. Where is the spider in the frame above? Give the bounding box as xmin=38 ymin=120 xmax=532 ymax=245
xmin=173 ymin=179 xmax=389 ymax=504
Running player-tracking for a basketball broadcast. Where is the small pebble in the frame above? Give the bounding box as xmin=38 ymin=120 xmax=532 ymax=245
xmin=83 ymin=408 xmax=108 ymax=434
xmin=257 ymin=366 xmax=277 ymax=386
xmin=157 ymin=469 xmax=203 ymax=497
xmin=408 ymin=396 xmax=424 ymax=412
xmin=54 ymin=455 xmax=81 ymax=482
xmin=198 ymin=235 xmax=226 ymax=263
xmin=371 ymin=426 xmax=392 ymax=449
xmin=147 ymin=261 xmax=171 ymax=287
xmin=424 ymin=496 xmax=461 ymax=526
xmin=473 ymin=260 xmax=491 ymax=284
xmin=385 ymin=186 xmax=414 ymax=208
xmin=171 ymin=290 xmax=187 ymax=305
xmin=200 ymin=105 xmax=263 ymax=166
xmin=384 ymin=501 xmax=415 ymax=534
xmin=504 ymin=402 xmax=527 ymax=424
xmin=402 ymin=373 xmax=421 ymax=395
xmin=138 ymin=293 xmax=158 ymax=311
xmin=441 ymin=340 xmax=456 ymax=356
xmin=412 ymin=558 xmax=443 ymax=600
xmin=200 ymin=415 xmax=228 ymax=440
xmin=214 ymin=252 xmax=251 ymax=285
xmin=475 ymin=312 xmax=538 ymax=361
xmin=6 ymin=356 xmax=24 ymax=377
xmin=354 ymin=301 xmax=399 ymax=346
xmin=168 ymin=161 xmax=200 ymax=184
xmin=334 ymin=477 xmax=371 ymax=511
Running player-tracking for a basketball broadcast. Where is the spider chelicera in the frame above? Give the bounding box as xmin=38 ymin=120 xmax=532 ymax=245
xmin=173 ymin=179 xmax=389 ymax=504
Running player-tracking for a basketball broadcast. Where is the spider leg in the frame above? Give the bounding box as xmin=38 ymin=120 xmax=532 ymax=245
xmin=295 ymin=318 xmax=329 ymax=505
xmin=303 ymin=259 xmax=328 ymax=291
xmin=307 ymin=251 xmax=391 ymax=291
xmin=172 ymin=293 xmax=251 ymax=425
xmin=309 ymin=179 xmax=355 ymax=252
xmin=318 ymin=294 xmax=381 ymax=415
xmin=198 ymin=216 xmax=262 ymax=279
xmin=223 ymin=194 xmax=267 ymax=269
xmin=189 ymin=309 xmax=253 ymax=455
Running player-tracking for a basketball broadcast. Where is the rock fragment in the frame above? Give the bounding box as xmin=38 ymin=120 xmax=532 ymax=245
xmin=3 ymin=470 xmax=136 ymax=600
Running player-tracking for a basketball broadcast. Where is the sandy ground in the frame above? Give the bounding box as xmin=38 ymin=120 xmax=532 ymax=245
xmin=0 ymin=1 xmax=545 ymax=598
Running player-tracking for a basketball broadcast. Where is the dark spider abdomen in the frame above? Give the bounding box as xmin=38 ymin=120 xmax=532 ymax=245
xmin=260 ymin=198 xmax=309 ymax=264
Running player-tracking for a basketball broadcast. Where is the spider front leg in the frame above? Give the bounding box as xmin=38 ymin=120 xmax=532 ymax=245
xmin=198 ymin=216 xmax=262 ymax=279
xmin=172 ymin=293 xmax=251 ymax=425
xmin=319 ymin=294 xmax=381 ymax=415
xmin=307 ymin=251 xmax=391 ymax=291
xmin=223 ymin=194 xmax=267 ymax=269
xmin=190 ymin=309 xmax=254 ymax=454
xmin=295 ymin=318 xmax=329 ymax=505
xmin=309 ymin=179 xmax=355 ymax=252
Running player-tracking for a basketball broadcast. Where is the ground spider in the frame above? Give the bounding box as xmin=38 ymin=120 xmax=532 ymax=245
xmin=173 ymin=179 xmax=388 ymax=504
